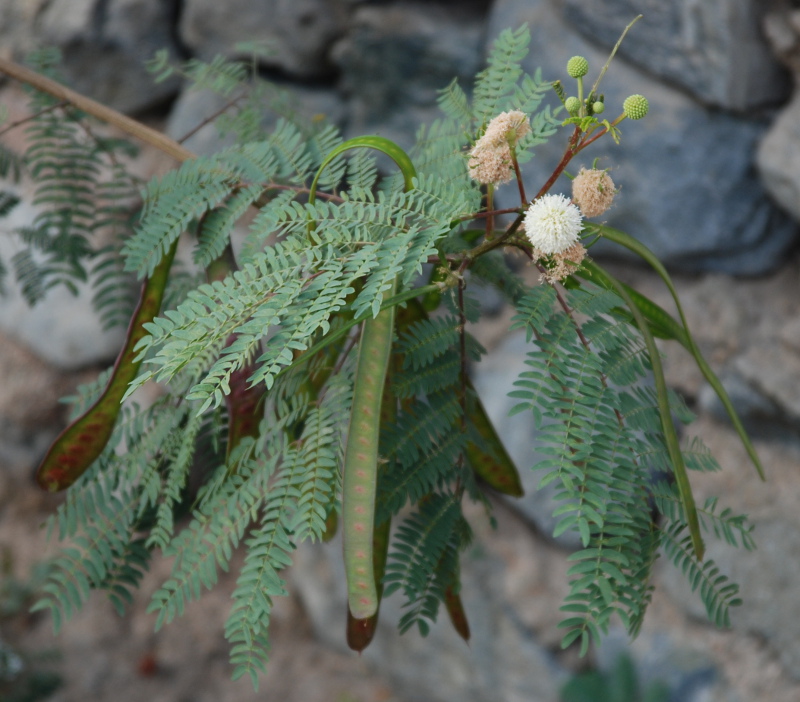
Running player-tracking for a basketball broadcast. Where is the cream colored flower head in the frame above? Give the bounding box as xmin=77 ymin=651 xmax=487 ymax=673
xmin=468 ymin=110 xmax=530 ymax=185
xmin=523 ymin=194 xmax=583 ymax=254
xmin=572 ymin=167 xmax=616 ymax=218
xmin=478 ymin=110 xmax=530 ymax=148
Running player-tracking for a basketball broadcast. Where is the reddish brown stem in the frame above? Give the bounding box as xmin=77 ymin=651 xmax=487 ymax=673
xmin=532 ymin=126 xmax=582 ymax=201
xmin=511 ymin=149 xmax=527 ymax=205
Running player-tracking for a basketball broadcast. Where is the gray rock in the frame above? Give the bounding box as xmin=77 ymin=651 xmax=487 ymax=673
xmin=661 ymin=519 xmax=800 ymax=681
xmin=0 ymin=200 xmax=124 ymax=370
xmin=488 ymin=0 xmax=798 ymax=275
xmin=331 ymin=2 xmax=485 ymax=149
xmin=165 ymin=83 xmax=346 ymax=156
xmin=36 ymin=0 xmax=182 ymax=113
xmin=596 ymin=628 xmax=723 ymax=702
xmin=697 ymin=371 xmax=782 ymax=429
xmin=562 ymin=0 xmax=789 ymax=112
xmin=291 ymin=530 xmax=566 ymax=702
xmin=757 ymin=92 xmax=800 ymax=222
xmin=180 ymin=0 xmax=351 ymax=79
xmin=734 ymin=339 xmax=800 ymax=423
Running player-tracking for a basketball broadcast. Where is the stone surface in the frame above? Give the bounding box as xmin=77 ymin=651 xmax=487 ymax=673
xmin=735 ymin=340 xmax=800 ymax=423
xmin=36 ymin=0 xmax=182 ymax=113
xmin=562 ymin=0 xmax=789 ymax=112
xmin=658 ymin=416 xmax=800 ymax=681
xmin=488 ymin=0 xmax=798 ymax=275
xmin=165 ymin=83 xmax=346 ymax=156
xmin=292 ymin=510 xmax=569 ymax=702
xmin=757 ymin=92 xmax=800 ymax=221
xmin=0 ymin=199 xmax=126 ymax=370
xmin=331 ymin=2 xmax=485 ymax=148
xmin=180 ymin=0 xmax=351 ymax=79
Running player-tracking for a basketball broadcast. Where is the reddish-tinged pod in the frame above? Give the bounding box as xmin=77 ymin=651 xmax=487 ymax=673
xmin=444 ymin=584 xmax=471 ymax=642
xmin=36 ymin=241 xmax=178 ymax=492
xmin=465 ymin=391 xmax=524 ymax=497
xmin=346 ymin=608 xmax=378 ymax=652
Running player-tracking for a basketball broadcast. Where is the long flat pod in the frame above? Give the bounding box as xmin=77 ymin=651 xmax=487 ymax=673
xmin=346 ymin=345 xmax=400 ymax=649
xmin=306 ymin=136 xmax=417 ymax=621
xmin=342 ymin=278 xmax=397 ymax=619
xmin=36 ymin=240 xmax=178 ymax=491
xmin=346 ymin=516 xmax=391 ymax=650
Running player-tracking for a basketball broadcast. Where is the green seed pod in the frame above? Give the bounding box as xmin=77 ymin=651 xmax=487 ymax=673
xmin=566 ymin=55 xmax=589 ymax=78
xmin=592 ymin=101 xmax=605 ymax=114
xmin=564 ymin=96 xmax=581 ymax=115
xmin=623 ymin=94 xmax=649 ymax=120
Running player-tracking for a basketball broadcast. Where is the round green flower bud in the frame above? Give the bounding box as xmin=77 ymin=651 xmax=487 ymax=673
xmin=623 ymin=94 xmax=649 ymax=120
xmin=592 ymin=101 xmax=605 ymax=114
xmin=564 ymin=96 xmax=581 ymax=115
xmin=566 ymin=56 xmax=589 ymax=79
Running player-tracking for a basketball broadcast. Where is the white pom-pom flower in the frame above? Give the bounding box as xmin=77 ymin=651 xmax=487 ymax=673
xmin=523 ymin=194 xmax=584 ymax=254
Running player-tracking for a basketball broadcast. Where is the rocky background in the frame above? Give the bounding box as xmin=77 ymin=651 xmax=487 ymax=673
xmin=2 ymin=0 xmax=800 ymax=701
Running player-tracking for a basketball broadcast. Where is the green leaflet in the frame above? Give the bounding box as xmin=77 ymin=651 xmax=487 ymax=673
xmin=205 ymin=243 xmax=265 ymax=473
xmin=597 ymin=271 xmax=705 ymax=560
xmin=36 ymin=239 xmax=178 ymax=492
xmin=396 ymin=298 xmax=524 ymax=497
xmin=578 ymin=257 xmax=765 ymax=481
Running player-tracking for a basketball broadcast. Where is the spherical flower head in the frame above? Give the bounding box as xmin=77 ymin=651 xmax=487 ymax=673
xmin=566 ymin=56 xmax=589 ymax=79
xmin=572 ymin=167 xmax=616 ymax=218
xmin=468 ymin=110 xmax=530 ymax=185
xmin=468 ymin=143 xmax=514 ymax=185
xmin=564 ymin=96 xmax=581 ymax=115
xmin=591 ymin=101 xmax=605 ymax=115
xmin=623 ymin=94 xmax=649 ymax=120
xmin=478 ymin=109 xmax=531 ymax=149
xmin=523 ymin=194 xmax=584 ymax=255
xmin=534 ymin=242 xmax=588 ymax=284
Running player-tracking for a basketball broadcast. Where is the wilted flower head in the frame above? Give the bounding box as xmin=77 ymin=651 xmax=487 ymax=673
xmin=523 ymin=194 xmax=583 ymax=254
xmin=468 ymin=110 xmax=530 ymax=186
xmin=534 ymin=242 xmax=588 ymax=284
xmin=571 ymin=167 xmax=616 ymax=218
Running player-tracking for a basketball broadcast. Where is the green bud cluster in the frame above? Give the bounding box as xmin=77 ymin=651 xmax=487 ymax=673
xmin=566 ymin=56 xmax=589 ymax=78
xmin=623 ymin=94 xmax=649 ymax=120
xmin=592 ymin=101 xmax=605 ymax=114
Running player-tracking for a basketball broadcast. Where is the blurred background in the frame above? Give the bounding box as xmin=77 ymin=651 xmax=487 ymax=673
xmin=1 ymin=1 xmax=800 ymax=701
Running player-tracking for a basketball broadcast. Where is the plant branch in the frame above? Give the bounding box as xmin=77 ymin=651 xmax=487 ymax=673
xmin=0 ymin=56 xmax=196 ymax=163
xmin=0 ymin=100 xmax=68 ymax=137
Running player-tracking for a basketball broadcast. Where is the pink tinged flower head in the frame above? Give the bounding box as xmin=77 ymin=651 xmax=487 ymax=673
xmin=468 ymin=110 xmax=531 ymax=186
xmin=479 ymin=110 xmax=531 ymax=149
xmin=523 ymin=194 xmax=584 ymax=254
xmin=571 ymin=167 xmax=616 ymax=218
xmin=468 ymin=143 xmax=514 ymax=185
